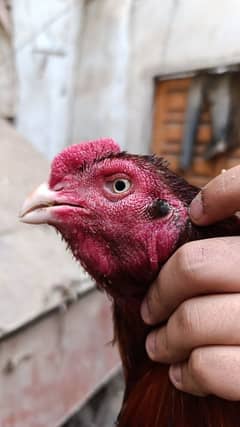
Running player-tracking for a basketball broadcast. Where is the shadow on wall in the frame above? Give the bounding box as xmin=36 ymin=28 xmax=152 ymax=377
xmin=63 ymin=371 xmax=124 ymax=427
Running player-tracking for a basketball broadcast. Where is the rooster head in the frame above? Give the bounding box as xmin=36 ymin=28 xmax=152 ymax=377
xmin=20 ymin=139 xmax=196 ymax=298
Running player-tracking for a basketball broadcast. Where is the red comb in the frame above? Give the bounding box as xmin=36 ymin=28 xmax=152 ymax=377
xmin=49 ymin=138 xmax=120 ymax=187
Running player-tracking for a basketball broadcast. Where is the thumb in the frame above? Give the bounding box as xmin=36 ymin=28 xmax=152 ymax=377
xmin=190 ymin=165 xmax=240 ymax=225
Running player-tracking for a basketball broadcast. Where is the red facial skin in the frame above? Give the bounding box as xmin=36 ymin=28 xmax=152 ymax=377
xmin=30 ymin=139 xmax=240 ymax=427
xmin=48 ymin=140 xmax=189 ymax=300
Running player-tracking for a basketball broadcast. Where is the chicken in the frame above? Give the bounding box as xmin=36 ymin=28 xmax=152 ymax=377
xmin=20 ymin=139 xmax=240 ymax=427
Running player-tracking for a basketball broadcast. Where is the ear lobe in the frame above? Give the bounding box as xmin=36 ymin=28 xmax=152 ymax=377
xmin=147 ymin=199 xmax=171 ymax=218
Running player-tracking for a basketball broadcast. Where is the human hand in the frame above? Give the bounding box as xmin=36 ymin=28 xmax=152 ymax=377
xmin=141 ymin=165 xmax=240 ymax=400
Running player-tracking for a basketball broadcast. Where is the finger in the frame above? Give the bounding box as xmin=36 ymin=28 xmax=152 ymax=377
xmin=146 ymin=294 xmax=240 ymax=363
xmin=169 ymin=346 xmax=240 ymax=400
xmin=141 ymin=236 xmax=240 ymax=324
xmin=190 ymin=165 xmax=240 ymax=225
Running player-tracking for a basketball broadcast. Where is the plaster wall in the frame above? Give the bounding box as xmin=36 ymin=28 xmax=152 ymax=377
xmin=12 ymin=0 xmax=240 ymax=157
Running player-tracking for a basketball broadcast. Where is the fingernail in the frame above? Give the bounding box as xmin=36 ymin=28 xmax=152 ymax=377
xmin=189 ymin=193 xmax=203 ymax=221
xmin=141 ymin=299 xmax=151 ymax=324
xmin=169 ymin=364 xmax=182 ymax=386
xmin=146 ymin=333 xmax=156 ymax=359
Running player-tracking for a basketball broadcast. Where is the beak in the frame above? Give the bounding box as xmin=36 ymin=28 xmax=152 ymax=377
xmin=19 ymin=182 xmax=58 ymax=224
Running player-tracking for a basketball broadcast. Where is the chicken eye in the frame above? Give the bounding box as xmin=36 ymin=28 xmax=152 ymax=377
xmin=112 ymin=179 xmax=131 ymax=193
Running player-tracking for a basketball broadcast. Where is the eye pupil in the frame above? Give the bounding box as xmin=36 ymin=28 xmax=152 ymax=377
xmin=115 ymin=180 xmax=126 ymax=192
xmin=110 ymin=178 xmax=131 ymax=194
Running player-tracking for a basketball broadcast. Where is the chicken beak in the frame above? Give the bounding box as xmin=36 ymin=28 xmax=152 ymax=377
xmin=19 ymin=182 xmax=57 ymax=224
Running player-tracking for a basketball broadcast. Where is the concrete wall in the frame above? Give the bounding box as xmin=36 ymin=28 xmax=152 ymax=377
xmin=127 ymin=0 xmax=240 ymax=153
xmin=12 ymin=0 xmax=83 ymax=159
xmin=71 ymin=0 xmax=131 ymax=150
xmin=9 ymin=0 xmax=240 ymax=158
xmin=0 ymin=1 xmax=15 ymax=118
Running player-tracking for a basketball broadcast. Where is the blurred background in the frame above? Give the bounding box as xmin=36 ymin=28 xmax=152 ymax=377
xmin=1 ymin=0 xmax=240 ymax=426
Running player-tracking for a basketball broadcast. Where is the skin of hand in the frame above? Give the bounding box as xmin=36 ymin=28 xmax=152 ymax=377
xmin=141 ymin=165 xmax=240 ymax=400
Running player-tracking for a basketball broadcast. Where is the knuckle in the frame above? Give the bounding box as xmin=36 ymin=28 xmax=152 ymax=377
xmin=152 ymin=278 xmax=162 ymax=305
xmin=175 ymin=241 xmax=208 ymax=281
xmin=163 ymin=323 xmax=171 ymax=353
xmin=175 ymin=300 xmax=201 ymax=336
xmin=164 ymin=321 xmax=182 ymax=360
xmin=148 ymin=281 xmax=161 ymax=311
xmin=154 ymin=327 xmax=169 ymax=359
xmin=175 ymin=243 xmax=195 ymax=279
xmin=188 ymin=349 xmax=207 ymax=387
xmin=219 ymin=165 xmax=240 ymax=194
xmin=201 ymin=165 xmax=240 ymax=219
xmin=175 ymin=301 xmax=193 ymax=334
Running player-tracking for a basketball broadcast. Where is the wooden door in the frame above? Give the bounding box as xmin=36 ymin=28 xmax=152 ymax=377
xmin=152 ymin=77 xmax=240 ymax=187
